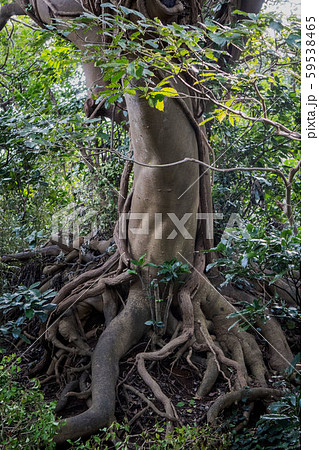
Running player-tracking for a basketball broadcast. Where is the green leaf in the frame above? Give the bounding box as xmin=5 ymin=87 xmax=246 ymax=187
xmin=262 ymin=414 xmax=290 ymax=420
xmin=206 ymin=262 xmax=218 ymax=272
xmin=42 ymin=291 xmax=57 ymax=299
xmin=227 ymin=319 xmax=240 ymax=331
xmin=269 ymin=272 xmax=286 ymax=285
xmin=228 ymin=115 xmax=235 ymax=126
xmin=12 ymin=328 xmax=21 ymax=339
xmin=125 ymin=88 xmax=137 ymax=96
xmin=241 ymin=255 xmax=248 ymax=268
xmin=25 ymin=309 xmax=35 ymax=319
xmin=269 ymin=20 xmax=283 ymax=32
xmin=42 ymin=304 xmax=57 ymax=311
xmin=35 ymin=311 xmax=48 ymax=322
xmin=155 ymin=100 xmax=164 ymax=111
xmin=158 ymin=87 xmax=178 ymax=97
xmin=218 ymin=110 xmax=227 ymax=122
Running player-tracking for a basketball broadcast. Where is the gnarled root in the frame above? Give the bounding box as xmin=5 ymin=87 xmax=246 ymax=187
xmin=257 ymin=316 xmax=293 ymax=371
xmin=47 ymin=268 xmax=293 ymax=444
xmin=200 ymin=278 xmax=292 ymax=381
xmin=195 ymin=352 xmax=219 ymax=398
xmin=136 ymin=281 xmax=195 ymax=423
xmin=207 ymin=387 xmax=283 ymax=425
xmin=54 ymin=282 xmax=149 ymax=443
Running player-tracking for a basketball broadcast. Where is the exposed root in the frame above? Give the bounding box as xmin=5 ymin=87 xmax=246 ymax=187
xmin=136 ymin=353 xmax=179 ymax=423
xmin=54 ymin=271 xmax=133 ymax=315
xmin=17 ymin=247 xmax=294 ymax=445
xmin=136 ymin=276 xmax=196 ymax=422
xmin=55 ymin=380 xmax=79 ymax=413
xmin=195 ymin=353 xmax=219 ymax=398
xmin=46 ymin=256 xmax=293 ymax=444
xmin=66 ymin=389 xmax=91 ymax=400
xmin=195 ymin=305 xmax=247 ymax=389
xmin=67 ymin=361 xmax=91 ymax=376
xmin=123 ymin=384 xmax=178 ymax=421
xmin=1 ymin=245 xmax=61 ymax=262
xmin=11 ymin=232 xmax=294 ymax=446
xmin=257 ymin=317 xmax=294 ymax=371
xmin=55 ymin=352 xmax=68 ymax=385
xmin=200 ymin=279 xmax=269 ymax=385
xmin=54 ymin=282 xmax=149 ymax=444
xmin=171 ymin=336 xmax=195 ymax=367
xmin=128 ymin=406 xmax=149 ymax=427
xmin=46 ymin=349 xmax=64 ymax=377
xmin=45 ymin=319 xmax=91 ymax=356
xmin=40 ymin=374 xmax=59 ymax=385
xmin=207 ymin=387 xmax=283 ymax=425
xmin=52 ymin=251 xmax=120 ymax=306
xmin=185 ymin=347 xmax=201 ymax=375
xmin=234 ymin=401 xmax=254 ymax=433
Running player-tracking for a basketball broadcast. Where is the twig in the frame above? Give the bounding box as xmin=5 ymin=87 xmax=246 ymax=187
xmin=123 ymin=384 xmax=177 ymax=421
xmin=128 ymin=406 xmax=149 ymax=426
xmin=186 ymin=347 xmax=201 ymax=375
xmin=252 ymin=81 xmax=267 ymax=119
xmin=207 ymin=97 xmax=301 ymax=141
xmin=11 ymin=18 xmax=40 ymax=31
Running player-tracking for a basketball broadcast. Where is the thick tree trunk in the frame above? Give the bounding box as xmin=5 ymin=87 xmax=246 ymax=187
xmin=125 ymin=79 xmax=199 ymax=267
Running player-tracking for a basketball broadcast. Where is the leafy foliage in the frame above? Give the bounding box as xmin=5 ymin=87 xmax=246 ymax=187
xmin=129 ymin=256 xmax=191 ymax=328
xmin=231 ymin=391 xmax=301 ymax=449
xmin=206 ymin=224 xmax=300 ymax=330
xmin=0 ymin=355 xmax=59 ymax=448
xmin=129 ymin=255 xmax=190 ymax=283
xmin=0 ymin=19 xmax=128 ymax=257
xmin=227 ymin=298 xmax=269 ymax=331
xmin=0 ymin=282 xmax=56 ymax=347
xmin=207 ymin=225 xmax=300 ymax=292
xmin=151 ymin=258 xmax=191 ymax=284
xmin=68 ymin=422 xmax=231 ymax=449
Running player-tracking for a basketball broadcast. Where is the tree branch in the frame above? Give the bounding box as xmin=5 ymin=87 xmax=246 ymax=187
xmin=0 ymin=3 xmax=25 ymax=31
xmin=207 ymin=97 xmax=301 ymax=141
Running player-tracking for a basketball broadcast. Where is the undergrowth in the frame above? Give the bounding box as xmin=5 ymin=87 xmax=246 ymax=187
xmin=0 ymin=355 xmax=300 ymax=449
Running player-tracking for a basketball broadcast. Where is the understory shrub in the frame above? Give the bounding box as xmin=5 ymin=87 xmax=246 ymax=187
xmin=0 ymin=355 xmax=59 ymax=449
xmin=231 ymin=390 xmax=301 ymax=449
